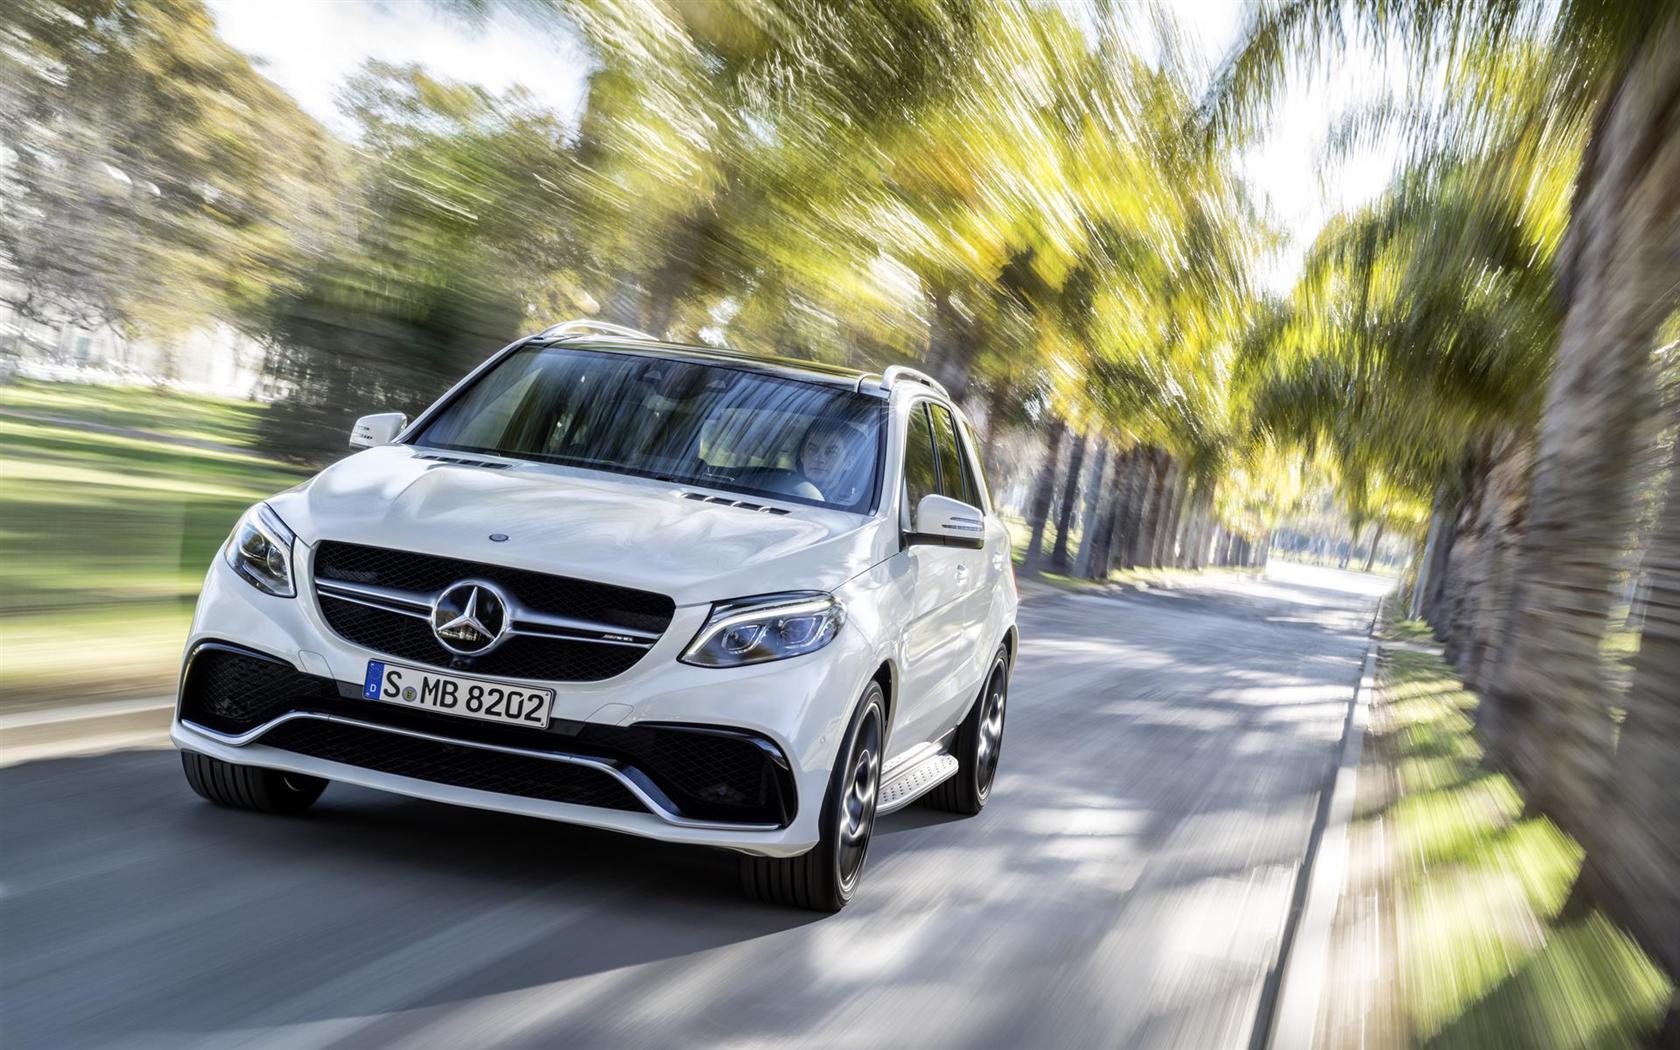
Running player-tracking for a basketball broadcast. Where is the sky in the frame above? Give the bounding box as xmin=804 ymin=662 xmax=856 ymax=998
xmin=207 ymin=0 xmax=593 ymax=132
xmin=206 ymin=0 xmax=1401 ymax=294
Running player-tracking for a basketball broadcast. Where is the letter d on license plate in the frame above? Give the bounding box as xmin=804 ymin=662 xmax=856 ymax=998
xmin=362 ymin=661 xmax=553 ymax=729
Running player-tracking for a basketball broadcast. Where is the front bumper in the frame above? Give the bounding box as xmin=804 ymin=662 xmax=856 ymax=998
xmin=171 ymin=553 xmax=876 ymax=857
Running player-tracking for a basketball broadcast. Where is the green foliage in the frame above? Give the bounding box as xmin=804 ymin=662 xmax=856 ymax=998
xmin=0 ymin=0 xmax=343 ymax=336
xmin=1223 ymin=2 xmax=1593 ymax=522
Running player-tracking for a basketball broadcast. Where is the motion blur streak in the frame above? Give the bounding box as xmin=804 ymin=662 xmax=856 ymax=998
xmin=3 ymin=0 xmax=1679 ymax=1046
xmin=1 ymin=570 xmax=1376 ymax=1048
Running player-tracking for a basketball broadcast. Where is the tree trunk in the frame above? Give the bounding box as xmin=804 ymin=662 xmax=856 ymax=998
xmin=1438 ymin=447 xmax=1493 ymax=666
xmin=1494 ymin=15 xmax=1680 ymax=840
xmin=1596 ymin=449 xmax=1680 ymax=980
xmin=1467 ymin=428 xmax=1536 ymax=712
xmin=1091 ymin=449 xmax=1137 ymax=580
xmin=1131 ymin=449 xmax=1170 ymax=569
xmin=1021 ymin=417 xmax=1067 ymax=576
xmin=1153 ymin=463 xmax=1186 ymax=568
xmin=1071 ymin=442 xmax=1111 ymax=579
xmin=1422 ymin=484 xmax=1464 ymax=627
xmin=1411 ymin=486 xmax=1450 ymax=619
xmin=1361 ymin=519 xmax=1386 ymax=573
xmin=980 ymin=381 xmax=1009 ymax=475
xmin=1050 ymin=432 xmax=1088 ymax=571
xmin=1185 ymin=494 xmax=1211 ymax=570
xmin=1115 ymin=447 xmax=1156 ymax=570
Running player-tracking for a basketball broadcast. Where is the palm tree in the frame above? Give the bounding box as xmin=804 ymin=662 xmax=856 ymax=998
xmin=1212 ymin=0 xmax=1680 ymax=976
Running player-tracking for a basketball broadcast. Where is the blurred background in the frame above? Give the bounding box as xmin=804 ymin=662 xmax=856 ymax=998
xmin=2 ymin=0 xmax=1677 ymax=1046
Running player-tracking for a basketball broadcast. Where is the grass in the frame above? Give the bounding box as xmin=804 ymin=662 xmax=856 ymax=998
xmin=1353 ymin=637 xmax=1672 ymax=1048
xmin=1003 ymin=511 xmax=1078 ymax=569
xmin=1385 ymin=616 xmax=1438 ymax=645
xmin=0 ymin=377 xmax=269 ymax=448
xmin=0 ymin=382 xmax=303 ymax=704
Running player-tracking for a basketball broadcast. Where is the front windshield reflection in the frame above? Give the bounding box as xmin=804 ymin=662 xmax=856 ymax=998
xmin=414 ymin=346 xmax=885 ymax=512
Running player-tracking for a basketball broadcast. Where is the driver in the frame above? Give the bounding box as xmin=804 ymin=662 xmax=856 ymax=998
xmin=797 ymin=418 xmax=866 ymax=502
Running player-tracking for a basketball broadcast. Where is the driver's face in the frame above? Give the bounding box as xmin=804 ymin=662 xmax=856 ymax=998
xmin=802 ymin=431 xmax=851 ymax=488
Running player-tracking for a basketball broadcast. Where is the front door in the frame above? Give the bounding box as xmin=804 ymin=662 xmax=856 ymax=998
xmin=897 ymin=401 xmax=972 ymax=748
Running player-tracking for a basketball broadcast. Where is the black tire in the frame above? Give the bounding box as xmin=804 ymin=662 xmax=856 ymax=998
xmin=741 ymin=682 xmax=885 ymax=911
xmin=925 ymin=647 xmax=1009 ymax=816
xmin=181 ymin=751 xmax=326 ymax=815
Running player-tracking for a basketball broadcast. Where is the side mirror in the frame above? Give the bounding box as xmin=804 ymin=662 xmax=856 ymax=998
xmin=349 ymin=412 xmax=407 ymax=450
xmin=910 ymin=493 xmax=985 ymax=549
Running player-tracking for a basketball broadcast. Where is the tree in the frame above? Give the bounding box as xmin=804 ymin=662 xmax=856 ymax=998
xmin=1211 ymin=0 xmax=1680 ymax=982
xmin=259 ymin=65 xmax=566 ymax=458
xmin=0 ymin=0 xmax=342 ymax=337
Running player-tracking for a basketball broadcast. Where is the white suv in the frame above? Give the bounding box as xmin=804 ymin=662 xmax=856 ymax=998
xmin=173 ymin=322 xmax=1017 ymax=910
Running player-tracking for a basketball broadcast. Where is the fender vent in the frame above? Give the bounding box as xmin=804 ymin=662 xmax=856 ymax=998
xmin=680 ymin=492 xmax=791 ymax=515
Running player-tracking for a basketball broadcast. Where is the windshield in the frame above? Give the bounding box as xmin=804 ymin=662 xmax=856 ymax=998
xmin=414 ymin=345 xmax=886 ymax=512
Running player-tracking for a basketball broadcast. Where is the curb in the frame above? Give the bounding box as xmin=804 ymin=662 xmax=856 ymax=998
xmin=0 ymin=696 xmax=175 ymax=767
xmin=1255 ymin=611 xmax=1380 ymax=1050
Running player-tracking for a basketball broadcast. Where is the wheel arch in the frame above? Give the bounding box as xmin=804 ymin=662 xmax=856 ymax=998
xmin=1000 ymin=623 xmax=1019 ymax=671
xmin=870 ymin=659 xmax=897 ymax=743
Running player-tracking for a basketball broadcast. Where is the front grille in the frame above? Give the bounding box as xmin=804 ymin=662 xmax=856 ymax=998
xmin=257 ymin=719 xmax=645 ymax=812
xmin=312 ymin=541 xmax=674 ymax=682
xmin=317 ymin=600 xmax=644 ymax=681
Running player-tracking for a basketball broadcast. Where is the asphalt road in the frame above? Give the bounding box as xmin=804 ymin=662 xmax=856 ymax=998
xmin=0 ymin=563 xmax=1385 ymax=1050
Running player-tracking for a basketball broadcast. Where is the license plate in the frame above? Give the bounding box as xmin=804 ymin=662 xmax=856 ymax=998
xmin=362 ymin=661 xmax=553 ymax=729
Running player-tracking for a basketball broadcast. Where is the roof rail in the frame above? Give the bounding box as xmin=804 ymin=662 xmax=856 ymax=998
xmin=871 ymin=364 xmax=949 ymax=398
xmin=538 ymin=319 xmax=658 ymax=341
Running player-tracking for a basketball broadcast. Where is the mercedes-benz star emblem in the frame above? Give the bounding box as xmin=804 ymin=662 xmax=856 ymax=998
xmin=430 ymin=580 xmax=510 ymax=655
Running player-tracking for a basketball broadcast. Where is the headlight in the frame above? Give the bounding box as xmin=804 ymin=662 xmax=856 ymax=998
xmin=223 ymin=503 xmax=297 ymax=598
xmin=680 ymin=592 xmax=845 ymax=667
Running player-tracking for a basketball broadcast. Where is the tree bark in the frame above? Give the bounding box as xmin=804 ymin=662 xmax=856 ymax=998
xmin=1050 ymin=431 xmax=1088 ymax=571
xmin=1467 ymin=428 xmax=1535 ymax=712
xmin=980 ymin=381 xmax=1009 ymax=475
xmin=1184 ymin=493 xmax=1211 ymax=570
xmin=1115 ymin=447 xmax=1156 ymax=570
xmin=1089 ymin=448 xmax=1135 ymax=580
xmin=1021 ymin=417 xmax=1067 ymax=577
xmin=1422 ymin=483 xmax=1464 ymax=627
xmin=1494 ymin=15 xmax=1680 ymax=839
xmin=1596 ymin=448 xmax=1680 ymax=980
xmin=1361 ymin=519 xmax=1386 ymax=573
xmin=1130 ymin=449 xmax=1170 ymax=569
xmin=1438 ymin=447 xmax=1493 ymax=667
xmin=1153 ymin=463 xmax=1187 ymax=568
xmin=1411 ymin=486 xmax=1450 ymax=619
xmin=1071 ymin=442 xmax=1111 ymax=579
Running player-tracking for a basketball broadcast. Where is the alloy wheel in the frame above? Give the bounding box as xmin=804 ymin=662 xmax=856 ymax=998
xmin=975 ymin=669 xmax=1006 ymax=797
xmin=836 ymin=708 xmax=881 ymax=890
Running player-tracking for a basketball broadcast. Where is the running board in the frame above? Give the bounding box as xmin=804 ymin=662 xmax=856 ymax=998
xmin=877 ymin=753 xmax=959 ymax=815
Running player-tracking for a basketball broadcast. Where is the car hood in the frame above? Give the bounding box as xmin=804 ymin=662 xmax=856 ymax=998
xmin=268 ymin=445 xmax=892 ymax=606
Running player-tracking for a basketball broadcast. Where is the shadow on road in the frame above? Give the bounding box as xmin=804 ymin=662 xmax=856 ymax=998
xmin=0 ymin=566 xmax=1386 ymax=1048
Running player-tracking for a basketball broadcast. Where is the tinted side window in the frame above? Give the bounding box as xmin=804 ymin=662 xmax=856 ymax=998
xmin=956 ymin=416 xmax=991 ymax=511
xmin=904 ymin=403 xmax=939 ymax=512
xmin=928 ymin=403 xmax=978 ymax=507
